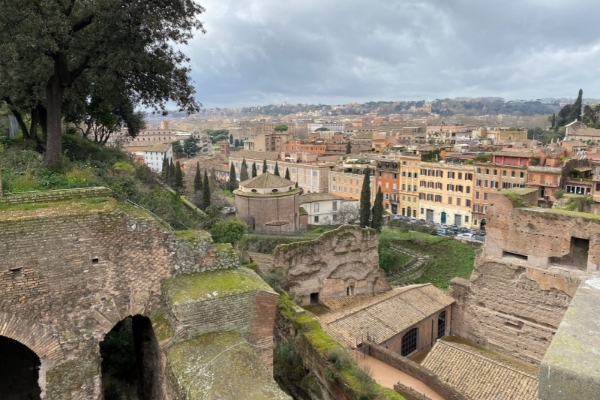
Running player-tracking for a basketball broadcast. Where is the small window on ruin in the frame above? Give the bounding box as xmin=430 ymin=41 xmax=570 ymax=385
xmin=502 ymin=251 xmax=527 ymax=261
xmin=272 ymin=189 xmax=279 ymax=193
xmin=92 ymin=258 xmax=99 ymax=264
xmin=10 ymin=267 xmax=22 ymax=277
xmin=310 ymin=292 xmax=319 ymax=304
xmin=251 ymin=189 xmax=257 ymax=193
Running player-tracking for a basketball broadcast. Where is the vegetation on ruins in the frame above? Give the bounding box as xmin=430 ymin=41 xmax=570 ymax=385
xmin=0 ymin=0 xmax=204 ymax=164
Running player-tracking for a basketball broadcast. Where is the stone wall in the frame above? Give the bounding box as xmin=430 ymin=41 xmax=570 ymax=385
xmin=367 ymin=342 xmax=465 ymax=400
xmin=272 ymin=225 xmax=391 ymax=305
xmin=0 ymin=187 xmax=112 ymax=204
xmin=449 ymin=256 xmax=581 ymax=366
xmin=485 ymin=192 xmax=600 ymax=271
xmin=0 ymin=195 xmax=286 ymax=400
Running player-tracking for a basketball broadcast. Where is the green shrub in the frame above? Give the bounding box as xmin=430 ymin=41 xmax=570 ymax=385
xmin=554 ymin=189 xmax=564 ymax=200
xmin=210 ymin=219 xmax=247 ymax=244
xmin=113 ymin=162 xmax=135 ymax=175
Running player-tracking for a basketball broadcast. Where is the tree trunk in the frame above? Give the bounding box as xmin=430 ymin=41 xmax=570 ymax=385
xmin=44 ymin=76 xmax=64 ymax=165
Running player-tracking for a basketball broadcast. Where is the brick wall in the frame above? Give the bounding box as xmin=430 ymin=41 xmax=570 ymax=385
xmin=235 ymin=191 xmax=300 ymax=232
xmin=0 ymin=187 xmax=112 ymax=204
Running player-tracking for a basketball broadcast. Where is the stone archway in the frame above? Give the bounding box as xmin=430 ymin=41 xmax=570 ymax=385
xmin=0 ymin=335 xmax=42 ymax=399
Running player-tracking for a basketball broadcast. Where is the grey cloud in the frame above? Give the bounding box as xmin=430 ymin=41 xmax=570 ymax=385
xmin=184 ymin=0 xmax=600 ymax=107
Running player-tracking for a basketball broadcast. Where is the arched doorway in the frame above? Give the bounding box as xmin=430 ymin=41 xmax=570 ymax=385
xmin=441 ymin=212 xmax=447 ymax=224
xmin=0 ymin=336 xmax=41 ymax=399
xmin=401 ymin=328 xmax=418 ymax=356
xmin=100 ymin=315 xmax=160 ymax=400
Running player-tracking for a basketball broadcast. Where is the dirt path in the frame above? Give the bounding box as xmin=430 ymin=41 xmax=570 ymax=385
xmin=357 ymin=354 xmax=444 ymax=400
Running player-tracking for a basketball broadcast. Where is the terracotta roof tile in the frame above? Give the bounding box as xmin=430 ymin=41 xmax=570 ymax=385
xmin=240 ymin=172 xmax=294 ymax=188
xmin=422 ymin=341 xmax=539 ymax=400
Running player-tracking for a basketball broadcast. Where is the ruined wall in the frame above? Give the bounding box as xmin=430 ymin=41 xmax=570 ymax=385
xmin=449 ymin=256 xmax=581 ymax=366
xmin=235 ymin=191 xmax=300 ymax=232
xmin=272 ymin=225 xmax=391 ymax=305
xmin=0 ymin=194 xmax=248 ymax=399
xmin=485 ymin=192 xmax=600 ymax=271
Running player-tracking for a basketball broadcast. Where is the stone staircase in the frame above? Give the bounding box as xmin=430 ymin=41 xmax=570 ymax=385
xmin=388 ymin=245 xmax=431 ymax=286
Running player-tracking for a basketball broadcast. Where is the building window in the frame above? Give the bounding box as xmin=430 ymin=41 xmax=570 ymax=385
xmin=511 ymin=171 xmax=515 ymax=177
xmin=474 ymin=204 xmax=480 ymax=212
xmin=485 ymin=168 xmax=490 ymax=175
xmin=435 ymin=195 xmax=442 ymax=202
xmin=314 ymin=216 xmax=319 ymax=223
xmin=484 ymin=193 xmax=488 ymax=200
xmin=520 ymin=172 xmax=524 ymax=178
xmin=465 ymin=215 xmax=469 ymax=223
xmin=493 ymin=169 xmax=498 ymax=176
xmin=333 ymin=201 xmax=337 ymax=211
xmin=466 ymin=199 xmax=471 ymax=207
xmin=502 ymin=170 xmax=507 ymax=177
xmin=475 ymin=191 xmax=480 ymax=199
xmin=332 ymin=185 xmax=336 ymax=191
xmin=401 ymin=328 xmax=418 ymax=356
xmin=437 ymin=311 xmax=446 ymax=339
xmin=421 ymin=208 xmax=424 ymax=214
xmin=435 ymin=182 xmax=442 ymax=189
xmin=448 ymin=196 xmax=453 ymax=204
xmin=465 ymin=173 xmax=473 ymax=181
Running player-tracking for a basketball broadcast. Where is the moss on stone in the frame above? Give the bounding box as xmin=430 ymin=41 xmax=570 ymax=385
xmin=164 ymin=267 xmax=273 ymax=306
xmin=167 ymin=331 xmax=290 ymax=400
xmin=174 ymin=229 xmax=212 ymax=244
xmin=500 ymin=190 xmax=530 ymax=208
xmin=0 ymin=197 xmax=119 ymax=221
xmin=215 ymin=242 xmax=236 ymax=258
xmin=150 ymin=309 xmax=175 ymax=342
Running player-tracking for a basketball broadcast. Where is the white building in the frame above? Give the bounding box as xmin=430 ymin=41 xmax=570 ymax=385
xmin=307 ymin=123 xmax=346 ymax=133
xmin=299 ymin=193 xmax=359 ymax=225
xmin=143 ymin=143 xmax=173 ymax=173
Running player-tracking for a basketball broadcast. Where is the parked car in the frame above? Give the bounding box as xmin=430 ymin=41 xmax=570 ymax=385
xmin=469 ymin=229 xmax=478 ymax=235
xmin=457 ymin=233 xmax=474 ymax=239
xmin=417 ymin=219 xmax=426 ymax=225
xmin=460 ymin=227 xmax=468 ymax=233
xmin=409 ymin=217 xmax=417 ymax=223
xmin=440 ymin=224 xmax=448 ymax=229
xmin=478 ymin=230 xmax=486 ymax=236
xmin=401 ymin=216 xmax=411 ymax=222
xmin=392 ymin=214 xmax=403 ymax=220
xmin=450 ymin=225 xmax=459 ymax=232
xmin=436 ymin=229 xmax=448 ymax=235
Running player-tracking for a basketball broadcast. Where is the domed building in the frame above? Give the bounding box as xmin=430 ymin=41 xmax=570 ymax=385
xmin=234 ymin=173 xmax=302 ymax=232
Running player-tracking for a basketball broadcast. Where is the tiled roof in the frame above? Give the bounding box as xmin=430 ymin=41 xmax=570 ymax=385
xmin=229 ymin=150 xmax=280 ymax=161
xmin=299 ymin=193 xmax=346 ymax=204
xmin=570 ymin=127 xmax=600 ymax=137
xmin=318 ymin=284 xmax=454 ymax=348
xmin=144 ymin=143 xmax=171 ymax=152
xmin=240 ymin=172 xmax=294 ymax=189
xmin=527 ymin=166 xmax=562 ymax=173
xmin=422 ymin=341 xmax=539 ymax=400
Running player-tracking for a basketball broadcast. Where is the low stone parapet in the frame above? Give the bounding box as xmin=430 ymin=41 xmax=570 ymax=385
xmin=0 ymin=186 xmax=113 ymax=204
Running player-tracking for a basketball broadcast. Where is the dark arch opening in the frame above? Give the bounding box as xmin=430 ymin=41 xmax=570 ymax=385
xmin=0 ymin=335 xmax=41 ymax=399
xmin=437 ymin=311 xmax=446 ymax=339
xmin=401 ymin=328 xmax=418 ymax=356
xmin=100 ymin=315 xmax=160 ymax=400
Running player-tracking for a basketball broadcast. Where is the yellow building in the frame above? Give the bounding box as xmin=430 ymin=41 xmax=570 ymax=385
xmin=329 ymin=165 xmax=376 ymax=205
xmin=419 ymin=162 xmax=475 ymax=227
xmin=398 ymin=154 xmax=421 ymax=218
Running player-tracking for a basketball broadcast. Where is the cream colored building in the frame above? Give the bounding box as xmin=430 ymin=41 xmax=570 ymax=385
xmin=399 ymin=154 xmax=421 ymax=218
xmin=419 ymin=162 xmax=475 ymax=227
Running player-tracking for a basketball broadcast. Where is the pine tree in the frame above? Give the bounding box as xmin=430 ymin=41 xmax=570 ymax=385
xmin=359 ymin=168 xmax=372 ymax=228
xmin=263 ymin=159 xmax=267 ymax=174
xmin=274 ymin=162 xmax=280 ymax=176
xmin=550 ymin=114 xmax=556 ymax=130
xmin=240 ymin=158 xmax=249 ymax=182
xmin=194 ymin=162 xmax=202 ymax=192
xmin=371 ymin=186 xmax=383 ymax=232
xmin=346 ymin=141 xmax=352 ymax=154
xmin=251 ymin=162 xmax=257 ymax=178
xmin=202 ymin=170 xmax=211 ymax=210
xmin=228 ymin=163 xmax=238 ymax=191
xmin=175 ymin=161 xmax=184 ymax=190
xmin=285 ymin=168 xmax=290 ymax=180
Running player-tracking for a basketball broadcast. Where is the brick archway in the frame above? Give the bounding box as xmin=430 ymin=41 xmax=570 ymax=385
xmin=0 ymin=312 xmax=64 ymax=362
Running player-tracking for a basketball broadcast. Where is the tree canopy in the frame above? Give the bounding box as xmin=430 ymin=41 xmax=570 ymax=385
xmin=0 ymin=0 xmax=205 ymax=163
xmin=274 ymin=124 xmax=288 ymax=132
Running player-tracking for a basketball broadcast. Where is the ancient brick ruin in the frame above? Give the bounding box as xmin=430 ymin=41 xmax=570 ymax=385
xmin=0 ymin=188 xmax=288 ymax=400
xmin=272 ymin=225 xmax=390 ymax=304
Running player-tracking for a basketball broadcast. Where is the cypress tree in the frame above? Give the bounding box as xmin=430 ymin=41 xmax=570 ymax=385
xmin=346 ymin=141 xmax=352 ymax=154
xmin=251 ymin=162 xmax=257 ymax=177
xmin=175 ymin=161 xmax=183 ymax=190
xmin=371 ymin=186 xmax=383 ymax=232
xmin=161 ymin=157 xmax=169 ymax=178
xmin=240 ymin=158 xmax=249 ymax=182
xmin=569 ymin=89 xmax=583 ymax=123
xmin=202 ymin=170 xmax=211 ymax=210
xmin=194 ymin=162 xmax=202 ymax=192
xmin=228 ymin=163 xmax=237 ymax=191
xmin=263 ymin=159 xmax=267 ymax=174
xmin=167 ymin=159 xmax=175 ymax=186
xmin=285 ymin=168 xmax=290 ymax=180
xmin=274 ymin=161 xmax=280 ymax=176
xmin=359 ymin=168 xmax=372 ymax=228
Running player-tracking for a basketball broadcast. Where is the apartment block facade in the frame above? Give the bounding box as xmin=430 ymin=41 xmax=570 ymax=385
xmin=399 ymin=154 xmax=421 ymax=218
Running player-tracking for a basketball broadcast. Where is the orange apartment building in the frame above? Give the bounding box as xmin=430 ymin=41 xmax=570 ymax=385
xmin=472 ymin=163 xmax=528 ymax=228
xmin=399 ymin=154 xmax=421 ymax=218
xmin=281 ymin=140 xmax=328 ymax=155
xmin=526 ymin=166 xmax=562 ymax=206
xmin=376 ymin=158 xmax=400 ymax=214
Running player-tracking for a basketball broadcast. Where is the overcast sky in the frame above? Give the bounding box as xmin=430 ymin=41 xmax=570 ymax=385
xmin=185 ymin=0 xmax=600 ymax=108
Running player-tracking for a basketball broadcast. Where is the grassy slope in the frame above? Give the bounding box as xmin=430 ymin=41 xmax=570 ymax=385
xmin=379 ymin=227 xmax=476 ymax=289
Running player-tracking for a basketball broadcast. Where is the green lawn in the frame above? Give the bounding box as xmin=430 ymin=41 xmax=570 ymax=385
xmin=379 ymin=227 xmax=477 ymax=289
